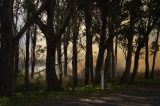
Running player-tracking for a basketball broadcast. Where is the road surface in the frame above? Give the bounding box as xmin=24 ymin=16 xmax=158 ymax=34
xmin=43 ymin=87 xmax=160 ymax=106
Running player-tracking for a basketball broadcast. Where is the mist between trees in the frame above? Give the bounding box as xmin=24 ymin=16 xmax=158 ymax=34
xmin=18 ymin=36 xmax=160 ymax=78
xmin=0 ymin=0 xmax=160 ymax=97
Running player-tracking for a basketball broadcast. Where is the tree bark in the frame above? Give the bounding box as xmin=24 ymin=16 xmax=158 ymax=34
xmin=122 ymin=35 xmax=133 ymax=82
xmin=0 ymin=0 xmax=15 ymax=96
xmin=46 ymin=38 xmax=60 ymax=90
xmin=14 ymin=42 xmax=19 ymax=82
xmin=72 ymin=28 xmax=78 ymax=86
xmin=95 ymin=9 xmax=107 ymax=84
xmin=63 ymin=33 xmax=69 ymax=76
xmin=31 ymin=25 xmax=37 ymax=78
xmin=150 ymin=49 xmax=157 ymax=79
xmin=150 ymin=29 xmax=159 ymax=79
xmin=114 ymin=36 xmax=118 ymax=79
xmin=145 ymin=36 xmax=149 ymax=79
xmin=131 ymin=45 xmax=142 ymax=81
xmin=84 ymin=4 xmax=93 ymax=85
xmin=45 ymin=0 xmax=60 ymax=90
xmin=111 ymin=38 xmax=115 ymax=80
xmin=24 ymin=11 xmax=30 ymax=90
xmin=104 ymin=40 xmax=113 ymax=83
xmin=57 ymin=40 xmax=62 ymax=84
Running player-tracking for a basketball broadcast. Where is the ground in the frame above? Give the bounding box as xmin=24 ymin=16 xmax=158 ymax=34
xmin=43 ymin=86 xmax=160 ymax=106
xmin=1 ymin=79 xmax=160 ymax=106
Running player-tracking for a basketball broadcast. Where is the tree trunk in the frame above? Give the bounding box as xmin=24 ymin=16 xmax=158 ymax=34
xmin=45 ymin=0 xmax=60 ymax=90
xmin=0 ymin=0 xmax=15 ymax=96
xmin=46 ymin=38 xmax=60 ymax=90
xmin=14 ymin=5 xmax=19 ymax=82
xmin=111 ymin=38 xmax=115 ymax=80
xmin=31 ymin=25 xmax=37 ymax=78
xmin=151 ymin=50 xmax=157 ymax=79
xmin=0 ymin=40 xmax=15 ymax=96
xmin=63 ymin=33 xmax=69 ymax=76
xmin=122 ymin=35 xmax=133 ymax=82
xmin=145 ymin=36 xmax=149 ymax=79
xmin=57 ymin=40 xmax=62 ymax=84
xmin=72 ymin=29 xmax=78 ymax=87
xmin=84 ymin=5 xmax=93 ymax=85
xmin=150 ymin=29 xmax=159 ymax=79
xmin=25 ymin=27 xmax=30 ymax=90
xmin=131 ymin=45 xmax=142 ymax=81
xmin=114 ymin=36 xmax=118 ymax=79
xmin=104 ymin=40 xmax=113 ymax=83
xmin=14 ymin=42 xmax=19 ymax=82
xmin=95 ymin=9 xmax=107 ymax=84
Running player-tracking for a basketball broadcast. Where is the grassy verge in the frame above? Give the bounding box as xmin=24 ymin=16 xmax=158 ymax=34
xmin=0 ymin=77 xmax=160 ymax=106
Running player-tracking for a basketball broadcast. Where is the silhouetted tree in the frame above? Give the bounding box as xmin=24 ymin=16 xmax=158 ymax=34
xmin=84 ymin=0 xmax=94 ymax=85
xmin=150 ymin=28 xmax=160 ymax=79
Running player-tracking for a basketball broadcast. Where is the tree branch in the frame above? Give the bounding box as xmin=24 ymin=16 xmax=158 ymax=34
xmin=15 ymin=1 xmax=45 ymax=41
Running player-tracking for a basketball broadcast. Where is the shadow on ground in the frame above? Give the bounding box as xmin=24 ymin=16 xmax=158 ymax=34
xmin=44 ymin=87 xmax=160 ymax=106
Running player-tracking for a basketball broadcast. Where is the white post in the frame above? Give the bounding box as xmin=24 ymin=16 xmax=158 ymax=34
xmin=101 ymin=71 xmax=104 ymax=91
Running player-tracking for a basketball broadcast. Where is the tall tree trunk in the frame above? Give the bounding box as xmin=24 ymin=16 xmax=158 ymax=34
xmin=145 ymin=36 xmax=149 ymax=79
xmin=84 ymin=5 xmax=93 ymax=85
xmin=72 ymin=28 xmax=78 ymax=87
xmin=31 ymin=25 xmax=37 ymax=78
xmin=14 ymin=42 xmax=19 ymax=81
xmin=150 ymin=48 xmax=158 ymax=79
xmin=46 ymin=38 xmax=60 ymax=90
xmin=95 ymin=9 xmax=107 ymax=84
xmin=57 ymin=40 xmax=62 ymax=84
xmin=150 ymin=29 xmax=159 ymax=79
xmin=112 ymin=38 xmax=115 ymax=80
xmin=114 ymin=35 xmax=118 ymax=78
xmin=0 ymin=0 xmax=15 ymax=96
xmin=45 ymin=0 xmax=60 ymax=90
xmin=122 ymin=35 xmax=133 ymax=82
xmin=131 ymin=45 xmax=142 ymax=81
xmin=25 ymin=27 xmax=30 ymax=90
xmin=104 ymin=40 xmax=113 ymax=83
xmin=63 ymin=33 xmax=69 ymax=76
xmin=0 ymin=38 xmax=15 ymax=96
xmin=14 ymin=4 xmax=19 ymax=82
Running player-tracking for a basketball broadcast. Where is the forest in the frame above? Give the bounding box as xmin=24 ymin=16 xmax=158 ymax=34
xmin=0 ymin=0 xmax=160 ymax=105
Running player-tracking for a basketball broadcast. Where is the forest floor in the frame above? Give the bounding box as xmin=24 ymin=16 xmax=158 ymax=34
xmin=44 ymin=86 xmax=160 ymax=106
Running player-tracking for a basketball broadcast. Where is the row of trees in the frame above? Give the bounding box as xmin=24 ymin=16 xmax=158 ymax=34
xmin=0 ymin=0 xmax=160 ymax=96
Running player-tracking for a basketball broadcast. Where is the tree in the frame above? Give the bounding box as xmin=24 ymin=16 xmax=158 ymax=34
xmin=0 ymin=0 xmax=16 ymax=96
xmin=63 ymin=29 xmax=69 ymax=76
xmin=95 ymin=0 xmax=108 ymax=84
xmin=103 ymin=0 xmax=122 ymax=83
xmin=24 ymin=8 xmax=31 ymax=89
xmin=25 ymin=22 xmax=30 ymax=90
xmin=121 ymin=0 xmax=141 ymax=82
xmin=36 ymin=0 xmax=73 ymax=90
xmin=131 ymin=0 xmax=160 ymax=81
xmin=31 ymin=25 xmax=37 ymax=78
xmin=150 ymin=28 xmax=160 ymax=79
xmin=72 ymin=15 xmax=80 ymax=88
xmin=84 ymin=0 xmax=94 ymax=85
xmin=0 ymin=0 xmax=48 ymax=96
xmin=145 ymin=35 xmax=149 ymax=79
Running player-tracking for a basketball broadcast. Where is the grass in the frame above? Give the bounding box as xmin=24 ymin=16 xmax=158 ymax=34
xmin=0 ymin=76 xmax=160 ymax=106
